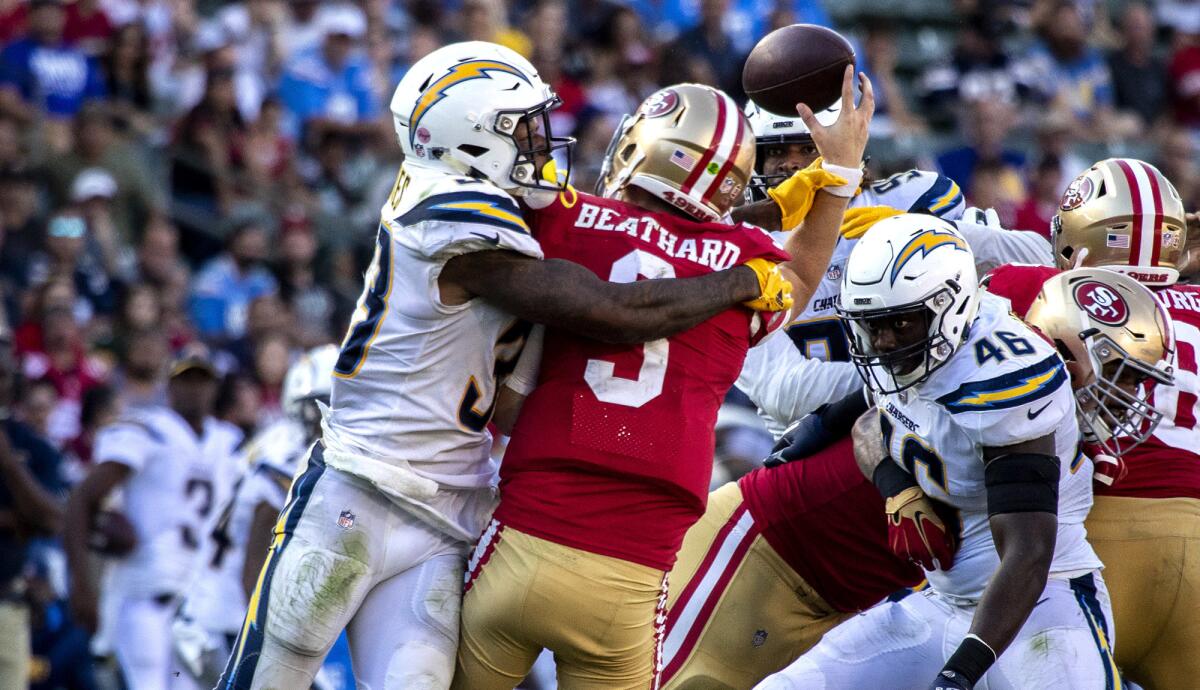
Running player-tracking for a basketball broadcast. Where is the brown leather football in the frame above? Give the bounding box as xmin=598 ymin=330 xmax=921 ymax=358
xmin=89 ymin=510 xmax=138 ymax=556
xmin=742 ymin=24 xmax=855 ymax=117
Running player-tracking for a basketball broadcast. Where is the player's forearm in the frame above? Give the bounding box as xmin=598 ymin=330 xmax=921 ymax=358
xmin=63 ymin=483 xmax=101 ymax=588
xmin=464 ymin=255 xmax=759 ymax=343
xmin=243 ymin=502 xmax=277 ymax=599
xmin=730 ymin=198 xmax=784 ymax=231
xmin=783 ymin=192 xmax=849 ymax=308
xmin=968 ymin=512 xmax=1056 ymax=656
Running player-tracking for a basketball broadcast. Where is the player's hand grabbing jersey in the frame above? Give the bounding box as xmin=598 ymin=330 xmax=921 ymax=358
xmin=876 ymin=293 xmax=1100 ymax=601
xmin=986 ymin=263 xmax=1200 ymax=500
xmin=326 ymin=166 xmax=540 ymax=491
xmin=498 ymin=190 xmax=788 ymax=570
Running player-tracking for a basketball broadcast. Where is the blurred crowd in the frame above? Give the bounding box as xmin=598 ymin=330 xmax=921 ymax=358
xmin=1 ymin=0 xmax=1199 ymax=686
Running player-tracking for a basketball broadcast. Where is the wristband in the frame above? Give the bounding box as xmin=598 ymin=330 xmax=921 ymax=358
xmin=820 ymin=161 xmax=864 ymax=197
xmin=872 ymin=457 xmax=918 ymax=498
xmin=942 ymin=634 xmax=997 ymax=686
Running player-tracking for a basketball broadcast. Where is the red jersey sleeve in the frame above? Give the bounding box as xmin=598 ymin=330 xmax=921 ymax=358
xmin=982 ymin=263 xmax=1062 ymax=317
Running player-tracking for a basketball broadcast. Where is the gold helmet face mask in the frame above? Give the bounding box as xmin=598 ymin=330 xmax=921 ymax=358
xmin=1025 ymin=268 xmax=1175 ymax=457
xmin=1052 ymin=158 xmax=1187 ymax=286
xmin=597 ymin=84 xmax=756 ymax=222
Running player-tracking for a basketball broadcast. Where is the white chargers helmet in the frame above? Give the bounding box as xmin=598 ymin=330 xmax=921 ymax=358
xmin=282 ymin=344 xmax=338 ymax=433
xmin=743 ymin=98 xmax=841 ymax=201
xmin=390 ymin=40 xmax=573 ymax=193
xmin=837 ymin=214 xmax=980 ymax=394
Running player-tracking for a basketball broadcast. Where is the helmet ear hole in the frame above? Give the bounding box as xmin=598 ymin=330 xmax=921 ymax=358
xmin=1095 ymin=180 xmax=1107 ymax=197
xmin=457 ymin=144 xmax=488 ymax=158
xmin=620 ymin=143 xmax=637 ymax=162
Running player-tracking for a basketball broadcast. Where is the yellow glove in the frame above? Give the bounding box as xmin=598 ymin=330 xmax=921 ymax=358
xmin=741 ymin=259 xmax=794 ymax=313
xmin=840 ymin=206 xmax=903 ymax=239
xmin=766 ymin=157 xmax=851 ymax=230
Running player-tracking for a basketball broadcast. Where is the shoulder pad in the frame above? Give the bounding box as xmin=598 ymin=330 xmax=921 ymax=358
xmin=936 ymin=352 xmax=1068 ymax=414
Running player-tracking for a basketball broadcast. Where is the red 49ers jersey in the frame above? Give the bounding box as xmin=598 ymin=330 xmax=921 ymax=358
xmin=984 ymin=263 xmax=1200 ymax=500
xmin=497 ymin=191 xmax=788 ymax=570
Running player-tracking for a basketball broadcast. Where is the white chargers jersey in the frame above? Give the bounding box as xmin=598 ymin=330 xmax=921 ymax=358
xmin=326 ymin=164 xmax=541 ymax=490
xmin=875 ymin=293 xmax=1101 ymax=602
xmin=738 ymin=169 xmax=1051 ymax=433
xmin=94 ymin=407 xmax=243 ymax=600
xmin=181 ymin=418 xmax=307 ymax=635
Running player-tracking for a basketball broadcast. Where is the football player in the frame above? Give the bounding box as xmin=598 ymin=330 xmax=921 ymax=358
xmin=453 ymin=73 xmax=874 ymax=690
xmin=758 ymin=214 xmax=1115 ymax=690
xmin=735 ymin=103 xmax=1053 ymax=436
xmin=172 ymin=345 xmax=337 ymax=689
xmin=661 ymin=267 xmax=1174 ymax=689
xmin=219 ymin=41 xmax=794 ymax=690
xmin=985 ymin=157 xmax=1200 ymax=689
xmin=64 ymin=350 xmax=243 ymax=690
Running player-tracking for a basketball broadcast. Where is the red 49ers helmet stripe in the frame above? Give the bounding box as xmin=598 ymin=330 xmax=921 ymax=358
xmin=704 ymin=100 xmax=747 ymax=206
xmin=681 ymin=91 xmax=728 ymax=195
xmin=1114 ymin=159 xmax=1165 ymax=268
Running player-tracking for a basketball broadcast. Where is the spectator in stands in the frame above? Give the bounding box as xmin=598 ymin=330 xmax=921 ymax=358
xmin=67 ymin=383 xmax=118 ymax=471
xmin=1108 ymin=2 xmax=1167 ymax=130
xmin=920 ymin=11 xmax=1032 ymax=126
xmin=43 ymin=104 xmax=166 ymax=246
xmin=277 ymin=7 xmax=379 ymax=146
xmin=0 ymin=323 xmax=65 ymax=690
xmin=1014 ymin=154 xmax=1063 ymax=239
xmin=0 ymin=167 xmax=43 ymax=300
xmin=0 ymin=0 xmax=106 ymax=123
xmin=937 ymin=96 xmax=1025 ymax=195
xmin=1157 ymin=126 xmax=1200 ymax=209
xmin=663 ymin=0 xmax=747 ymax=102
xmin=171 ymin=64 xmax=248 ymax=219
xmin=19 ymin=298 xmax=107 ymax=446
xmin=27 ymin=208 xmax=118 ymax=321
xmin=276 ymin=215 xmax=335 ymax=347
xmin=462 ymin=0 xmax=532 ymax=57
xmin=1019 ymin=0 xmax=1135 ymax=140
xmin=861 ymin=22 xmax=926 ymax=135
xmin=1168 ymin=13 xmax=1200 ymax=129
xmin=101 ymin=22 xmax=155 ymax=136
xmin=19 ymin=378 xmax=59 ymax=441
xmin=965 ymin=158 xmax=1021 ymax=228
xmin=0 ymin=111 xmax=23 ymax=169
xmin=132 ymin=217 xmax=186 ymax=291
xmin=62 ymin=0 xmax=114 ymax=57
xmin=189 ymin=220 xmax=277 ymax=345
xmin=112 ymin=327 xmax=169 ymax=408
xmin=1033 ymin=109 xmax=1089 ymax=185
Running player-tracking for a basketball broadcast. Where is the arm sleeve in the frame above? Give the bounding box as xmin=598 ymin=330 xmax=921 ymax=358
xmin=954 ymin=218 xmax=1054 ymax=273
xmin=92 ymin=423 xmax=150 ymax=473
xmin=504 ymin=325 xmax=544 ymax=396
xmin=736 ymin=330 xmax=864 ymax=438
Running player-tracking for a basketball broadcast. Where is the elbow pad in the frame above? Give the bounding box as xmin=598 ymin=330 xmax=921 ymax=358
xmin=984 ymin=453 xmax=1059 ymax=517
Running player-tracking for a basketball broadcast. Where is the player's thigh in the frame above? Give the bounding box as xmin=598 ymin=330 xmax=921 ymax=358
xmin=347 ymin=552 xmax=465 ymax=690
xmin=990 ymin=574 xmax=1120 ymax=690
xmin=665 ymin=481 xmax=745 ymax=612
xmin=664 ymin=537 xmax=847 ymax=690
xmin=114 ymin=596 xmax=176 ymax=690
xmin=546 ymin=554 xmax=666 ymax=690
xmin=1133 ymin=498 xmax=1200 ymax=690
xmin=223 ymin=457 xmax=385 ymax=687
xmin=1086 ymin=496 xmax=1176 ymax=668
xmin=755 ymin=589 xmax=951 ymax=690
xmin=453 ymin=521 xmax=545 ymax=690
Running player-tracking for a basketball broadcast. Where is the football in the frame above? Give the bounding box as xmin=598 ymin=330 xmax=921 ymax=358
xmin=742 ymin=24 xmax=856 ymax=117
xmin=89 ymin=510 xmax=137 ymax=556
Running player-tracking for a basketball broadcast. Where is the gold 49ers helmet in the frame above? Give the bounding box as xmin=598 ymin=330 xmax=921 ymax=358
xmin=1052 ymin=158 xmax=1187 ymax=286
xmin=597 ymin=83 xmax=755 ymax=222
xmin=1025 ymin=268 xmax=1175 ymax=457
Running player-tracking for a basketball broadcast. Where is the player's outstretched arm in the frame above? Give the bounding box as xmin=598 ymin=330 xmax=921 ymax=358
xmin=440 ymin=251 xmax=777 ymax=344
xmin=933 ymin=434 xmax=1059 ymax=689
xmin=784 ymin=67 xmax=873 ymax=307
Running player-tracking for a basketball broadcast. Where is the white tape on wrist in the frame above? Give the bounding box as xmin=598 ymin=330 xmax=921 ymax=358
xmin=821 ymin=161 xmax=864 ymax=198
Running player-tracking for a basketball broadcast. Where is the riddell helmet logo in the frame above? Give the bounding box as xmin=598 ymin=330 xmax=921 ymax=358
xmin=1060 ymin=175 xmax=1094 ymax=211
xmin=641 ymin=89 xmax=679 ymax=118
xmin=1073 ymin=280 xmax=1129 ymax=326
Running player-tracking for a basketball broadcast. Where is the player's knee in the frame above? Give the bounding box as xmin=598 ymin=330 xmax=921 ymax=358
xmin=264 ymin=537 xmax=370 ymax=657
xmin=382 ymin=640 xmax=455 ymax=690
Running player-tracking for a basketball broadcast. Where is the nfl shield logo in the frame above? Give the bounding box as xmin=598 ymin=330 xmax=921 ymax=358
xmin=752 ymin=629 xmax=768 ymax=647
xmin=337 ymin=510 xmax=356 ymax=530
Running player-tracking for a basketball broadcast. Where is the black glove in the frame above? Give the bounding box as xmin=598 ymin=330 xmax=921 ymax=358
xmin=929 ymin=670 xmax=972 ymax=690
xmin=764 ymin=412 xmax=826 ymax=467
xmin=763 ymin=387 xmax=867 ymax=468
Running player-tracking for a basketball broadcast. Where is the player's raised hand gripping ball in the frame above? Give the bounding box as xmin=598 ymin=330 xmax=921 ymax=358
xmin=742 ymin=24 xmax=856 ymax=117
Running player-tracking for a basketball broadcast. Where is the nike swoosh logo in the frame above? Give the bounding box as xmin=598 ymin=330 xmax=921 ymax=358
xmin=470 ymin=232 xmax=501 ymax=246
xmin=1027 ymin=402 xmax=1052 ymax=420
